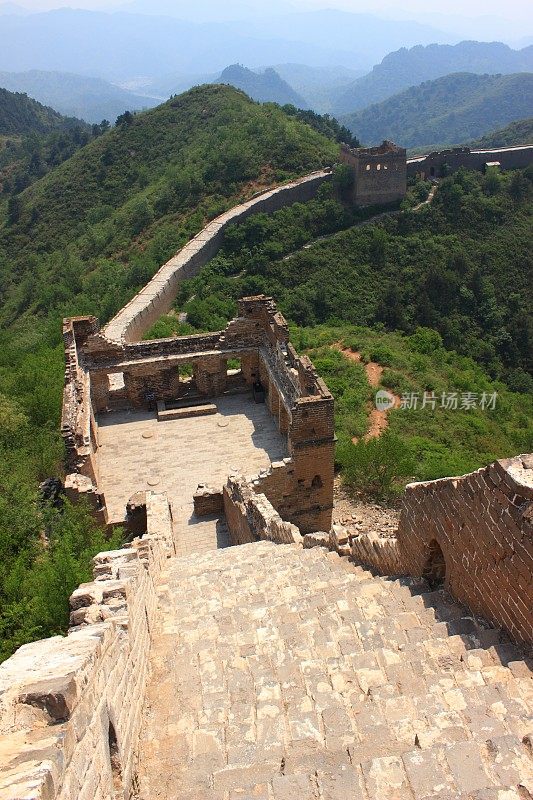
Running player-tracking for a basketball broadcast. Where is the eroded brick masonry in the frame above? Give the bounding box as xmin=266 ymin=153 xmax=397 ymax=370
xmin=350 ymin=455 xmax=533 ymax=645
xmin=62 ymin=296 xmax=335 ymax=534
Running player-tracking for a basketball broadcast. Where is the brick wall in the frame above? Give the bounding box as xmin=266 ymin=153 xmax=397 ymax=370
xmin=0 ymin=492 xmax=174 ymax=800
xmin=223 ymin=475 xmax=302 ymax=547
xmin=350 ymin=455 xmax=533 ymax=645
xmin=407 ymin=144 xmax=533 ymax=179
xmin=102 ymin=171 xmax=331 ymax=345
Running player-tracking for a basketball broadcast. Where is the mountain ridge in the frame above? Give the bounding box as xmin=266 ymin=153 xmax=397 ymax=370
xmin=0 ymin=70 xmax=160 ymax=124
xmin=218 ymin=64 xmax=308 ymax=108
xmin=470 ymin=117 xmax=533 ymax=148
xmin=334 ymin=40 xmax=533 ymax=115
xmin=0 ymin=7 xmax=455 ymax=80
xmin=342 ymin=72 xmax=533 ymax=149
xmin=0 ymin=85 xmax=85 ymax=135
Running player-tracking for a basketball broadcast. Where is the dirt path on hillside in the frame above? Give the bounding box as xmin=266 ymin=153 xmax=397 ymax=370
xmin=283 ymin=182 xmax=438 ymax=262
xmin=413 ymin=182 xmax=438 ymax=211
xmin=334 ymin=343 xmax=401 ymax=442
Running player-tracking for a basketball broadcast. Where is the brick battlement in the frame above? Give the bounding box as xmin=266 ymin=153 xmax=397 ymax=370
xmin=61 ymin=296 xmax=335 ymax=534
xmin=349 ymin=454 xmax=533 ymax=645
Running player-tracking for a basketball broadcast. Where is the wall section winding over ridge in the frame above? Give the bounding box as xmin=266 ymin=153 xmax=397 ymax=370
xmin=103 ymin=170 xmax=332 ymax=345
xmin=407 ymin=144 xmax=533 ymax=178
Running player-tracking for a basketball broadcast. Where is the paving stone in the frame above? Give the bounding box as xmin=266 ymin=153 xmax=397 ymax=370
xmin=362 ymin=755 xmax=413 ymax=800
xmin=445 ymin=741 xmax=492 ymax=793
xmin=133 ymin=537 xmax=532 ymax=800
xmin=402 ymin=749 xmax=453 ymax=797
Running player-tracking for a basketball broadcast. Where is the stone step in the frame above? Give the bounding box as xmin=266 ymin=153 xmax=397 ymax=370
xmin=149 ymin=734 xmax=533 ymax=799
xmin=157 ymin=402 xmax=217 ymax=421
xmin=136 ymin=540 xmax=532 ymax=799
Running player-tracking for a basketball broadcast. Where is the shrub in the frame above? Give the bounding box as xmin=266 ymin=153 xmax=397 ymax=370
xmin=408 ymin=327 xmax=443 ymax=355
xmin=369 ymin=344 xmax=398 ymax=367
xmin=339 ymin=432 xmax=416 ymax=498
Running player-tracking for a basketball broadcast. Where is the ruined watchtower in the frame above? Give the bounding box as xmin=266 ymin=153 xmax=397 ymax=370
xmin=341 ymin=140 xmax=407 ymax=207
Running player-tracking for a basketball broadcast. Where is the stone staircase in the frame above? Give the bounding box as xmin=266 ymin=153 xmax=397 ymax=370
xmin=135 ymin=541 xmax=533 ymax=800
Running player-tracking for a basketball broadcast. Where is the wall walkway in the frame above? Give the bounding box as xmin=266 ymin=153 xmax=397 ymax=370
xmin=102 ymin=171 xmax=331 ymax=345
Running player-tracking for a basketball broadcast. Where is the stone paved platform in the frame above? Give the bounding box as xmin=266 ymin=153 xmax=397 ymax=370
xmin=97 ymin=394 xmax=287 ymax=547
xmin=135 ymin=541 xmax=533 ymax=800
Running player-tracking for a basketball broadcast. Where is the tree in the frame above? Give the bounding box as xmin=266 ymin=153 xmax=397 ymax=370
xmin=7 ymin=195 xmax=22 ymax=226
xmin=341 ymin=432 xmax=416 ymax=498
xmin=116 ymin=110 xmax=134 ymax=127
xmin=509 ymin=171 xmax=530 ymax=203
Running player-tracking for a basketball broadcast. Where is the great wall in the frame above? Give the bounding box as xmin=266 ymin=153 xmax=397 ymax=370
xmin=0 ymin=142 xmax=532 ymax=800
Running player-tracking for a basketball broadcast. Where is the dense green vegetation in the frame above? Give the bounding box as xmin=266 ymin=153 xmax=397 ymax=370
xmin=158 ymin=169 xmax=532 ymax=391
xmin=0 ymin=86 xmax=106 ymax=205
xmin=342 ymin=72 xmax=533 ymax=149
xmin=0 ymin=85 xmax=337 ymax=327
xmin=471 ymin=117 xmax=533 ymax=148
xmin=291 ymin=326 xmax=532 ymax=496
xmin=280 ymin=104 xmax=359 ymax=147
xmin=0 ymin=86 xmax=85 ymax=136
xmin=0 ymin=123 xmax=107 ymax=202
xmin=0 ymin=343 xmax=123 ymax=661
xmin=0 ymin=85 xmax=340 ymax=662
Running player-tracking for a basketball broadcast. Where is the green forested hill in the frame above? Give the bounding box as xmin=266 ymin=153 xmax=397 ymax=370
xmin=0 ymin=84 xmax=337 ymax=326
xmin=0 ymin=84 xmax=338 ymax=661
xmin=343 ymin=72 xmax=533 ymax=149
xmin=471 ymin=117 xmax=533 ymax=148
xmin=0 ymin=85 xmax=98 ymax=201
xmin=333 ymin=41 xmax=533 ymax=116
xmin=161 ymin=169 xmax=533 ymax=391
xmin=0 ymin=86 xmax=83 ymax=135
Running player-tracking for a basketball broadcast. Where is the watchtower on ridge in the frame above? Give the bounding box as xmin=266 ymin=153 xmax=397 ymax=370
xmin=340 ymin=140 xmax=407 ymax=207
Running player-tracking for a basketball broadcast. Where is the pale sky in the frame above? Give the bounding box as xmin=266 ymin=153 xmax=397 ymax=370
xmin=12 ymin=0 xmax=533 ymax=21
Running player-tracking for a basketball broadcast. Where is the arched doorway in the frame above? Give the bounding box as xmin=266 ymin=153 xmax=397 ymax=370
xmin=423 ymin=540 xmax=446 ymax=588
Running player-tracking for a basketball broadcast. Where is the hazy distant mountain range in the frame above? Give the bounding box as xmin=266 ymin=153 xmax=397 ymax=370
xmin=271 ymin=63 xmax=364 ymax=115
xmin=217 ymin=65 xmax=308 ymax=108
xmin=0 ymin=8 xmax=456 ymax=79
xmin=0 ymin=7 xmax=532 ymax=149
xmin=332 ymin=41 xmax=533 ymax=116
xmin=0 ymin=70 xmax=159 ymax=123
xmin=342 ymin=72 xmax=533 ymax=149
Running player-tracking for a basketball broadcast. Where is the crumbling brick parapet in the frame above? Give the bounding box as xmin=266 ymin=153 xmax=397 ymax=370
xmin=0 ymin=491 xmax=174 ymax=799
xmin=348 ymin=454 xmax=533 ymax=645
xmin=223 ymin=475 xmax=302 ymax=546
